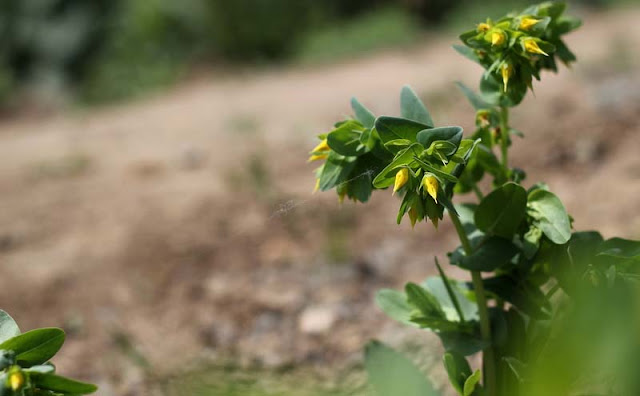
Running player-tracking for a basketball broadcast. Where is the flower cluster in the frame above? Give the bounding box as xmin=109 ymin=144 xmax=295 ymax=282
xmin=458 ymin=1 xmax=581 ymax=106
xmin=309 ymin=86 xmax=477 ymax=228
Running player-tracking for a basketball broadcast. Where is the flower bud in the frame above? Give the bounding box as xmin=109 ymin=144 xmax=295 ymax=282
xmin=491 ymin=30 xmax=506 ymax=47
xmin=476 ymin=110 xmax=491 ymax=127
xmin=393 ymin=168 xmax=409 ymax=195
xmin=477 ymin=22 xmax=491 ymax=33
xmin=307 ymin=153 xmax=328 ymax=162
xmin=519 ymin=17 xmax=540 ymax=31
xmin=313 ymin=178 xmax=320 ymax=193
xmin=501 ymin=63 xmax=514 ymax=92
xmin=8 ymin=369 xmax=25 ymax=391
xmin=308 ymin=139 xmax=330 ymax=162
xmin=523 ymin=38 xmax=548 ymax=56
xmin=422 ymin=174 xmax=438 ymax=203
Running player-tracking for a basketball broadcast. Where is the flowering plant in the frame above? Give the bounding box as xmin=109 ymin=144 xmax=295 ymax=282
xmin=309 ymin=2 xmax=640 ymax=395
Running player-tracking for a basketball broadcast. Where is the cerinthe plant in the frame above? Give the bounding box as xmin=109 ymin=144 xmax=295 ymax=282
xmin=308 ymin=2 xmax=640 ymax=395
xmin=0 ymin=310 xmax=97 ymax=395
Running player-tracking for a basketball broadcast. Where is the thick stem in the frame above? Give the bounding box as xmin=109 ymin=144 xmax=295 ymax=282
xmin=450 ymin=213 xmax=496 ymax=396
xmin=499 ymin=106 xmax=510 ymax=169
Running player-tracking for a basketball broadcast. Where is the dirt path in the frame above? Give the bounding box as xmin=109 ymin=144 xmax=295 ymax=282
xmin=0 ymin=7 xmax=639 ymax=394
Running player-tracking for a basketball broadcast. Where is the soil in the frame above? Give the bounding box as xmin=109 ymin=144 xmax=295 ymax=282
xmin=0 ymin=7 xmax=639 ymax=395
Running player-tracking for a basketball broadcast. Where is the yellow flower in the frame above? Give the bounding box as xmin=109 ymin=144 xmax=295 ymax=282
xmin=308 ymin=153 xmax=328 ymax=162
xmin=392 ymin=168 xmax=409 ymax=195
xmin=408 ymin=207 xmax=418 ymax=229
xmin=523 ymin=38 xmax=548 ymax=56
xmin=338 ymin=189 xmax=347 ymax=204
xmin=501 ymin=63 xmax=514 ymax=92
xmin=313 ymin=178 xmax=320 ymax=193
xmin=311 ymin=139 xmax=330 ymax=153
xmin=422 ymin=174 xmax=439 ymax=203
xmin=477 ymin=22 xmax=491 ymax=32
xmin=519 ymin=17 xmax=540 ymax=31
xmin=491 ymin=30 xmax=506 ymax=46
xmin=9 ymin=370 xmax=24 ymax=391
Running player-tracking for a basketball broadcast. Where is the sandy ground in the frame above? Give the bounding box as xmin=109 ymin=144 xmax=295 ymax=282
xmin=1 ymin=7 xmax=639 ymax=395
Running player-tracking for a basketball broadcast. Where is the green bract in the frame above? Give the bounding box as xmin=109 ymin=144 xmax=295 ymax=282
xmin=0 ymin=310 xmax=97 ymax=395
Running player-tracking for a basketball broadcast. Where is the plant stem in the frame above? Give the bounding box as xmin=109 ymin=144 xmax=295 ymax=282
xmin=472 ymin=184 xmax=484 ymax=201
xmin=499 ymin=106 xmax=510 ymax=169
xmin=450 ymin=213 xmax=496 ymax=396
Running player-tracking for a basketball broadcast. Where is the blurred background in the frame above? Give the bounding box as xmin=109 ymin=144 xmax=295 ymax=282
xmin=0 ymin=0 xmax=639 ymax=395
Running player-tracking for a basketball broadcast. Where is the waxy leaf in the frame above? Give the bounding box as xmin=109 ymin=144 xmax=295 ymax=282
xmin=375 ymin=289 xmax=417 ymax=327
xmin=455 ymin=82 xmax=492 ymax=110
xmin=375 ymin=116 xmax=430 ymax=145
xmin=365 ymin=341 xmax=438 ymax=396
xmin=350 ymin=97 xmax=376 ymax=128
xmin=400 ymin=85 xmax=434 ymax=127
xmin=373 ymin=143 xmax=423 ymax=188
xmin=451 ymin=236 xmax=519 ymax=272
xmin=30 ymin=373 xmax=97 ymax=394
xmin=326 ymin=121 xmax=366 ymax=157
xmin=597 ymin=238 xmax=640 ymax=261
xmin=318 ymin=151 xmax=356 ymax=191
xmin=0 ymin=328 xmax=65 ymax=367
xmin=463 ymin=370 xmax=482 ymax=396
xmin=417 ymin=126 xmax=463 ymax=150
xmin=475 ymin=183 xmax=527 ymax=238
xmin=527 ymin=189 xmax=571 ymax=244
xmin=0 ymin=310 xmax=20 ymax=344
xmin=443 ymin=350 xmax=472 ymax=395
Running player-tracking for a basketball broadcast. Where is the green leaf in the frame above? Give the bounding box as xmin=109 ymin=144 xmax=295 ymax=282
xmin=439 ymin=332 xmax=488 ymax=357
xmin=463 ymin=370 xmax=482 ymax=396
xmin=375 ymin=289 xmax=417 ymax=327
xmin=423 ymin=276 xmax=478 ymax=322
xmin=375 ymin=116 xmax=430 ymax=145
xmin=318 ymin=151 xmax=356 ymax=191
xmin=482 ymin=276 xmax=550 ymax=319
xmin=452 ymin=45 xmax=482 ymax=65
xmin=455 ymin=82 xmax=492 ymax=110
xmin=413 ymin=157 xmax=459 ymax=183
xmin=25 ymin=364 xmax=56 ymax=374
xmin=527 ymin=189 xmax=571 ymax=244
xmin=597 ymin=238 xmax=640 ymax=261
xmin=451 ymin=236 xmax=519 ymax=272
xmin=0 ymin=328 xmax=65 ymax=367
xmin=416 ymin=126 xmax=463 ymax=151
xmin=405 ymin=283 xmax=445 ymax=320
xmin=503 ymin=357 xmax=526 ymax=383
xmin=326 ymin=121 xmax=366 ymax=157
xmin=351 ymin=97 xmax=376 ymax=129
xmin=0 ymin=311 xmax=20 ymax=344
xmin=400 ymin=85 xmax=434 ymax=127
xmin=30 ymin=373 xmax=97 ymax=394
xmin=475 ymin=182 xmax=527 ymax=238
xmin=443 ymin=350 xmax=472 ymax=395
xmin=365 ymin=341 xmax=438 ymax=396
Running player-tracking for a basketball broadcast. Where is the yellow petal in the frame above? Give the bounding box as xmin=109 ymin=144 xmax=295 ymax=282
xmin=422 ymin=175 xmax=439 ymax=203
xmin=10 ymin=372 xmax=24 ymax=391
xmin=313 ymin=178 xmax=320 ymax=193
xmin=519 ymin=17 xmax=540 ymax=31
xmin=392 ymin=168 xmax=410 ymax=195
xmin=307 ymin=153 xmax=328 ymax=162
xmin=477 ymin=22 xmax=491 ymax=32
xmin=491 ymin=31 xmax=505 ymax=46
xmin=311 ymin=139 xmax=330 ymax=153
xmin=338 ymin=190 xmax=346 ymax=204
xmin=501 ymin=64 xmax=513 ymax=93
xmin=523 ymin=38 xmax=548 ymax=56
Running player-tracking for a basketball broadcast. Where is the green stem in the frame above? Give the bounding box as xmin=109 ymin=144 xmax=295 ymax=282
xmin=499 ymin=106 xmax=510 ymax=169
xmin=450 ymin=213 xmax=496 ymax=396
xmin=472 ymin=184 xmax=484 ymax=201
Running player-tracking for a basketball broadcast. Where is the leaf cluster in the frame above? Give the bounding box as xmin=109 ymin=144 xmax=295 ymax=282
xmin=0 ymin=311 xmax=96 ymax=396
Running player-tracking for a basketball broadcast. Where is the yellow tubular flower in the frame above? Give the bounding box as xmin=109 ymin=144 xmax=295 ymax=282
xmin=408 ymin=207 xmax=418 ymax=229
xmin=338 ymin=189 xmax=346 ymax=204
xmin=313 ymin=178 xmax=320 ymax=193
xmin=477 ymin=22 xmax=491 ymax=32
xmin=392 ymin=168 xmax=410 ymax=195
xmin=491 ymin=30 xmax=506 ymax=46
xmin=307 ymin=153 xmax=328 ymax=162
xmin=311 ymin=139 xmax=330 ymax=153
xmin=523 ymin=38 xmax=548 ymax=56
xmin=9 ymin=371 xmax=25 ymax=391
xmin=501 ymin=63 xmax=514 ymax=92
xmin=519 ymin=17 xmax=540 ymax=30
xmin=422 ymin=175 xmax=439 ymax=203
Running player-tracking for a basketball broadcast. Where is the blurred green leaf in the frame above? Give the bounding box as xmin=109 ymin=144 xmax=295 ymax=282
xmin=475 ymin=183 xmax=527 ymax=238
xmin=0 ymin=311 xmax=20 ymax=344
xmin=400 ymin=85 xmax=434 ymax=127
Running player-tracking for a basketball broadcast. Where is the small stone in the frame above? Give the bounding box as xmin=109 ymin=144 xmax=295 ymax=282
xmin=298 ymin=305 xmax=338 ymax=335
